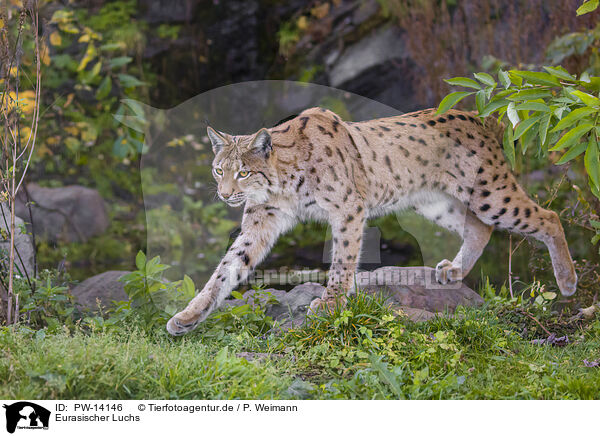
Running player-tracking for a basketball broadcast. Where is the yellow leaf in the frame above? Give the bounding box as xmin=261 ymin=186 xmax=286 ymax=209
xmin=41 ymin=44 xmax=51 ymax=66
xmin=7 ymin=90 xmax=36 ymax=115
xmin=59 ymin=22 xmax=79 ymax=34
xmin=77 ymin=44 xmax=97 ymax=71
xmin=63 ymin=93 xmax=74 ymax=108
xmin=20 ymin=126 xmax=31 ymax=143
xmin=310 ymin=3 xmax=330 ymax=19
xmin=0 ymin=18 xmax=4 ymax=29
xmin=64 ymin=126 xmax=80 ymax=136
xmin=297 ymin=15 xmax=308 ymax=30
xmin=49 ymin=31 xmax=62 ymax=46
xmin=78 ymin=34 xmax=90 ymax=43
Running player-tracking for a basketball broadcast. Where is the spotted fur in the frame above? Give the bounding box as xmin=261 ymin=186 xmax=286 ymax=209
xmin=166 ymin=107 xmax=577 ymax=336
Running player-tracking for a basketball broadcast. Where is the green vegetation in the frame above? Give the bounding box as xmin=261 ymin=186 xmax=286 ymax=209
xmin=2 ymin=0 xmax=600 ymax=401
xmin=1 ymin=280 xmax=599 ymax=399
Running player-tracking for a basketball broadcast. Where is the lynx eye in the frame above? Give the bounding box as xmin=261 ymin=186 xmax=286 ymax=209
xmin=237 ymin=170 xmax=250 ymax=178
xmin=214 ymin=168 xmax=223 ymax=176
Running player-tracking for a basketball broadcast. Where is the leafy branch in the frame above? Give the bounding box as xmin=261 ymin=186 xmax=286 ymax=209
xmin=437 ymin=66 xmax=600 ymax=251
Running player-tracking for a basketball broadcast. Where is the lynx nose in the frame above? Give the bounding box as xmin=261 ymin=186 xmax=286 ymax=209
xmin=221 ymin=191 xmax=232 ymax=199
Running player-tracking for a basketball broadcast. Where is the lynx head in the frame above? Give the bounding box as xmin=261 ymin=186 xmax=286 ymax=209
xmin=207 ymin=126 xmax=276 ymax=207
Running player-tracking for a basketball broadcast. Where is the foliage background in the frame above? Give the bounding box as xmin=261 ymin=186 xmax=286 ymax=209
xmin=1 ymin=0 xmax=600 ymax=401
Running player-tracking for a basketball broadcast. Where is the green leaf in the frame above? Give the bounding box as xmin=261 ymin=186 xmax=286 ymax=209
xmin=509 ymin=70 xmax=560 ymax=87
xmin=556 ymin=140 xmax=588 ymax=164
xmin=570 ymin=90 xmax=600 ymax=107
xmin=507 ymin=102 xmax=520 ymax=127
xmin=551 ymin=107 xmax=597 ymax=132
xmin=368 ymin=355 xmax=404 ymax=398
xmin=508 ymin=72 xmax=523 ymax=87
xmin=476 ymin=90 xmax=486 ymax=114
xmin=514 ymin=102 xmax=551 ymax=112
xmin=231 ymin=290 xmax=244 ymax=300
xmin=182 ymin=275 xmax=196 ymax=295
xmin=514 ymin=115 xmax=542 ymax=140
xmin=479 ymin=99 xmax=510 ymax=117
xmin=135 ymin=251 xmax=147 ymax=271
xmin=444 ymin=77 xmax=481 ymax=89
xmin=521 ymin=122 xmax=539 ymax=154
xmin=543 ymin=66 xmax=576 ymax=82
xmin=474 ymin=72 xmax=497 ymax=87
xmin=117 ymin=73 xmax=146 ymax=88
xmin=503 ymin=125 xmax=515 ymax=168
xmin=507 ymin=89 xmax=553 ymax=101
xmin=585 ymin=138 xmax=600 ymax=188
xmin=499 ymin=70 xmax=511 ymax=89
xmin=576 ymin=0 xmax=599 ymax=15
xmin=436 ymin=91 xmax=474 ymax=114
xmin=550 ymin=124 xmax=594 ymax=151
xmin=109 ymin=56 xmax=133 ymax=68
xmin=96 ymin=75 xmax=112 ymax=99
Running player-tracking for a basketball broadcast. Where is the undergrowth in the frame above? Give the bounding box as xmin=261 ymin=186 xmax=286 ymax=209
xmin=1 ymin=255 xmax=599 ymax=400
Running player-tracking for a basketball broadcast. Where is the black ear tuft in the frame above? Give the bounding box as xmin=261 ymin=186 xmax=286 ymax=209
xmin=207 ymin=127 xmax=228 ymax=154
xmin=251 ymin=128 xmax=272 ymax=157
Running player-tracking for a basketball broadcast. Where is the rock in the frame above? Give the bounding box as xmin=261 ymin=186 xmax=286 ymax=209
xmin=225 ymin=266 xmax=483 ymax=330
xmin=16 ymin=183 xmax=109 ymax=243
xmin=71 ymin=271 xmax=130 ymax=311
xmin=0 ymin=203 xmax=36 ymax=281
xmin=224 ymin=283 xmax=322 ymax=330
xmin=329 ymin=26 xmax=407 ymax=88
xmin=327 ymin=25 xmax=422 ymax=113
xmin=397 ymin=307 xmax=438 ymax=323
xmin=355 ymin=266 xmax=484 ymax=313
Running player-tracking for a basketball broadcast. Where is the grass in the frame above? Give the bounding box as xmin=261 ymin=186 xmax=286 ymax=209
xmin=1 ymin=290 xmax=599 ymax=400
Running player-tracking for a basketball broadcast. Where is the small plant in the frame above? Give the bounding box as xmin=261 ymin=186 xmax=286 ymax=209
xmin=199 ymin=289 xmax=276 ymax=340
xmin=118 ymin=251 xmax=196 ymax=329
xmin=14 ymin=269 xmax=75 ymax=331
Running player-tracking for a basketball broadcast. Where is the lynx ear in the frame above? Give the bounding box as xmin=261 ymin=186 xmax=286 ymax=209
xmin=250 ymin=128 xmax=272 ymax=157
xmin=207 ymin=127 xmax=229 ymax=154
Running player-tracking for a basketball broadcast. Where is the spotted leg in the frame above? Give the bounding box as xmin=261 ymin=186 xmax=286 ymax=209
xmin=167 ymin=204 xmax=295 ymax=336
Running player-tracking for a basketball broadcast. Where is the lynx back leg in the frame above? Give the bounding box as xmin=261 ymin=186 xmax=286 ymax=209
xmin=470 ymin=178 xmax=577 ymax=296
xmin=414 ymin=197 xmax=493 ymax=284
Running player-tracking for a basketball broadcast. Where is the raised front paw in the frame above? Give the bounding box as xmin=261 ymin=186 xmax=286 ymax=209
xmin=435 ymin=259 xmax=462 ymax=285
xmin=166 ymin=312 xmax=202 ymax=336
xmin=307 ymin=294 xmax=348 ymax=316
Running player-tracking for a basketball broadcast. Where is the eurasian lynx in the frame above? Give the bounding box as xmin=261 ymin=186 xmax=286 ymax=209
xmin=166 ymin=107 xmax=577 ymax=336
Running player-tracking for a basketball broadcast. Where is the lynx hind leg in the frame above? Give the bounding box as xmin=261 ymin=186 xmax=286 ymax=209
xmin=414 ymin=197 xmax=493 ymax=284
xmin=470 ymin=181 xmax=577 ymax=296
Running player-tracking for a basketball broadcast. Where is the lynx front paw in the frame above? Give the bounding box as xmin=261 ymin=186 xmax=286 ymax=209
xmin=435 ymin=259 xmax=462 ymax=285
xmin=166 ymin=312 xmax=202 ymax=336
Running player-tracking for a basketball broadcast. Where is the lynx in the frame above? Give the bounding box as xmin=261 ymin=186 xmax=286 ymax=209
xmin=166 ymin=107 xmax=577 ymax=336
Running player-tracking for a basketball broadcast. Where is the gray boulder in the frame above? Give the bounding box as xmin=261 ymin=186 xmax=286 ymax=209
xmin=225 ymin=266 xmax=483 ymax=329
xmin=355 ymin=266 xmax=484 ymax=313
xmin=0 ymin=203 xmax=35 ymax=280
xmin=71 ymin=270 xmax=130 ymax=311
xmin=16 ymin=183 xmax=109 ymax=242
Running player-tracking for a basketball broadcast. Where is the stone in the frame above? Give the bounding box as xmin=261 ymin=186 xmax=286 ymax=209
xmin=224 ymin=266 xmax=483 ymax=330
xmin=71 ymin=270 xmax=130 ymax=311
xmin=224 ymin=283 xmax=322 ymax=330
xmin=329 ymin=26 xmax=407 ymax=88
xmin=328 ymin=26 xmax=422 ymax=112
xmin=355 ymin=266 xmax=484 ymax=313
xmin=16 ymin=183 xmax=109 ymax=243
xmin=0 ymin=203 xmax=35 ymax=280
